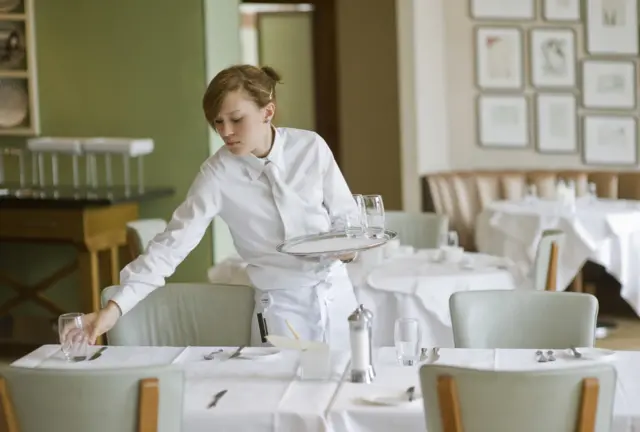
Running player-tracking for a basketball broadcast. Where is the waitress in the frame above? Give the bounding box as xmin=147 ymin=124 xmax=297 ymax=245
xmin=82 ymin=64 xmax=360 ymax=349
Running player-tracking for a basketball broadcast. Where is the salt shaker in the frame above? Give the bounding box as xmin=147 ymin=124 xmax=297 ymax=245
xmin=348 ymin=304 xmax=376 ymax=383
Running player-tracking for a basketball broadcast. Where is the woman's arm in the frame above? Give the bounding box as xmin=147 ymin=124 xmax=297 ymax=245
xmin=318 ymin=135 xmax=357 ymax=230
xmin=317 ymin=134 xmax=359 ymax=262
xmin=109 ymin=163 xmax=222 ymax=315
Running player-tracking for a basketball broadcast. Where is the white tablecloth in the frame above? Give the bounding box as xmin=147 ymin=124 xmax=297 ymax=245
xmin=351 ymin=250 xmax=519 ymax=348
xmin=476 ymin=199 xmax=640 ymax=314
xmin=207 ymin=250 xmax=519 ymax=350
xmin=12 ymin=344 xmax=349 ymax=432
xmin=12 ymin=345 xmax=640 ymax=431
xmin=327 ymin=347 xmax=640 ymax=432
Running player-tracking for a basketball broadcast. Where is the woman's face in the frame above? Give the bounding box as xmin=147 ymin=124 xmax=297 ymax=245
xmin=213 ymin=90 xmax=274 ymax=156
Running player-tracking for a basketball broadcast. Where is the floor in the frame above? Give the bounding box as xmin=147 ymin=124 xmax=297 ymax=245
xmin=595 ymin=316 xmax=640 ymax=350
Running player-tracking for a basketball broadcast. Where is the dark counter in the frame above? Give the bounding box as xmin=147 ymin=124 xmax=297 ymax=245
xmin=0 ymin=183 xmax=175 ymax=209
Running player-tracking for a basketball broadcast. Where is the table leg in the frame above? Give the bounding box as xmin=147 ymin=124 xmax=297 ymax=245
xmin=109 ymin=246 xmax=120 ymax=285
xmin=77 ymin=250 xmax=101 ymax=314
xmin=571 ymin=270 xmax=584 ymax=293
xmin=77 ymin=249 xmax=104 ymax=345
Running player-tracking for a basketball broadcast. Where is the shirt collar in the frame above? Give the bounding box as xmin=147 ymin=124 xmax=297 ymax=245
xmin=242 ymin=125 xmax=285 ymax=181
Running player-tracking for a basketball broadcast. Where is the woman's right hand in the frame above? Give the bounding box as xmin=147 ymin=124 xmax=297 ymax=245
xmin=81 ymin=301 xmax=122 ymax=344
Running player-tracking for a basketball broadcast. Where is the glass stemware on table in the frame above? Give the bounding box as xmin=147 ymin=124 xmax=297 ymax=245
xmin=345 ymin=194 xmax=385 ymax=239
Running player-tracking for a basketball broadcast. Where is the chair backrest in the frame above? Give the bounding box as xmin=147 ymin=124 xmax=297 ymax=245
xmin=102 ymin=283 xmax=254 ymax=347
xmin=449 ymin=290 xmax=598 ymax=349
xmin=532 ymin=229 xmax=564 ymax=291
xmin=126 ymin=219 xmax=168 ymax=258
xmin=420 ymin=363 xmax=616 ymax=432
xmin=0 ymin=365 xmax=184 ymax=432
xmin=383 ymin=211 xmax=449 ymax=249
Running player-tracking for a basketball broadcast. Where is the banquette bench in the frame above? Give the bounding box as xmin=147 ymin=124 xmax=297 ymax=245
xmin=422 ymin=170 xmax=640 ymax=251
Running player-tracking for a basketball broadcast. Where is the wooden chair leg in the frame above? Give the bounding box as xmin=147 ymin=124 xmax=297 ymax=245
xmin=437 ymin=375 xmax=463 ymax=432
xmin=0 ymin=378 xmax=19 ymax=432
xmin=571 ymin=269 xmax=585 ymax=293
xmin=545 ymin=242 xmax=559 ymax=291
xmin=577 ymin=377 xmax=599 ymax=432
xmin=138 ymin=378 xmax=159 ymax=432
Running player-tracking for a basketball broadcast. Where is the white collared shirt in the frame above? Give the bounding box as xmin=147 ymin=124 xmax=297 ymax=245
xmin=111 ymin=127 xmax=357 ymax=315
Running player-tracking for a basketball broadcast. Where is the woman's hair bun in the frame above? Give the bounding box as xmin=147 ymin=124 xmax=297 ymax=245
xmin=261 ymin=66 xmax=282 ymax=83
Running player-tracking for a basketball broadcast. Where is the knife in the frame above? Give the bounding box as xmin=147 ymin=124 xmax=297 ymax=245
xmin=207 ymin=389 xmax=228 ymax=409
xmin=228 ymin=345 xmax=245 ymax=360
xmin=89 ymin=346 xmax=108 ymax=361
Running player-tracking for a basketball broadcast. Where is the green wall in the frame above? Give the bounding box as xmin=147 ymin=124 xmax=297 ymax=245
xmin=0 ymin=0 xmax=217 ymax=314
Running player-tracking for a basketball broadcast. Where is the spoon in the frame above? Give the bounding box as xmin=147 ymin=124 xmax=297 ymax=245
xmin=569 ymin=346 xmax=582 ymax=358
xmin=203 ymin=349 xmax=223 ymax=360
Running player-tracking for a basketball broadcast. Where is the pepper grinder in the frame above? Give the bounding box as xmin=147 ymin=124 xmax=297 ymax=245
xmin=348 ymin=304 xmax=376 ymax=383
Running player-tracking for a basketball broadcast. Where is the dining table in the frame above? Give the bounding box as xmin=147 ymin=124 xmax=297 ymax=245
xmin=10 ymin=344 xmax=640 ymax=431
xmin=476 ymin=198 xmax=640 ymax=313
xmin=207 ymin=247 xmax=522 ymax=349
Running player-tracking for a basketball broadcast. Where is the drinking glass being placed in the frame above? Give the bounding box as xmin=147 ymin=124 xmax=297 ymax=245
xmin=59 ymin=312 xmax=89 ymax=362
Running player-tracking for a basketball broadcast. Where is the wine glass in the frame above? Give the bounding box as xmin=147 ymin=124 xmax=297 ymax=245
xmin=363 ymin=195 xmax=385 ymax=239
xmin=588 ymin=182 xmax=598 ymax=204
xmin=345 ymin=194 xmax=366 ymax=238
xmin=439 ymin=230 xmax=459 ymax=248
xmin=524 ymin=184 xmax=538 ymax=204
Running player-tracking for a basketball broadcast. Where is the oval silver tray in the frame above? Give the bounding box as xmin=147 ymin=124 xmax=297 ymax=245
xmin=276 ymin=230 xmax=397 ymax=258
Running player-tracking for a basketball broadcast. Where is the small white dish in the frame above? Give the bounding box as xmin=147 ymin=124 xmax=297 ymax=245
xmin=561 ymin=347 xmax=616 ymax=361
xmin=359 ymin=391 xmax=423 ymax=407
xmin=442 ymin=246 xmax=464 ymax=263
xmin=236 ymin=348 xmax=281 ymax=360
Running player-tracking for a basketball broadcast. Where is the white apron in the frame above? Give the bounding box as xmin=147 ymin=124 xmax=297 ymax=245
xmin=249 ymin=265 xmax=358 ymax=350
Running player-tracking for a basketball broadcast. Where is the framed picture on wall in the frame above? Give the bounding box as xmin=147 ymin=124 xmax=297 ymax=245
xmin=530 ymin=28 xmax=576 ymax=88
xmin=586 ymin=0 xmax=638 ymax=55
xmin=475 ymin=27 xmax=524 ymax=90
xmin=470 ymin=0 xmax=535 ymax=20
xmin=543 ymin=0 xmax=581 ymax=21
xmin=477 ymin=95 xmax=529 ymax=148
xmin=582 ymin=60 xmax=637 ymax=109
xmin=535 ymin=93 xmax=578 ymax=153
xmin=583 ymin=115 xmax=638 ymax=165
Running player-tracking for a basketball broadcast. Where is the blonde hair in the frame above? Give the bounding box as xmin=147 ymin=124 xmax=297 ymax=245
xmin=202 ymin=64 xmax=282 ymax=126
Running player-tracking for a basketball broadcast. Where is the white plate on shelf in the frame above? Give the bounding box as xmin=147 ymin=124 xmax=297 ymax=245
xmin=359 ymin=391 xmax=423 ymax=407
xmin=561 ymin=347 xmax=616 ymax=361
xmin=0 ymin=79 xmax=28 ymax=128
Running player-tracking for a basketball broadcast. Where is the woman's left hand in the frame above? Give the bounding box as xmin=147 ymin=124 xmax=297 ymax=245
xmin=338 ymin=252 xmax=357 ymax=263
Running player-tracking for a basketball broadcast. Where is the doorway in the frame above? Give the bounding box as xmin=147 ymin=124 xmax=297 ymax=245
xmin=240 ymin=0 xmax=340 ymax=164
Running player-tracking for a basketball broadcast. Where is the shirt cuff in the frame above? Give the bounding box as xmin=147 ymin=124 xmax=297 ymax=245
xmin=108 ymin=285 xmax=146 ymax=316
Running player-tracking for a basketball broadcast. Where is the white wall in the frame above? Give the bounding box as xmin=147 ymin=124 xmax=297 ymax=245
xmin=396 ymin=0 xmax=451 ymax=211
xmin=396 ymin=0 xmax=640 ymax=210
